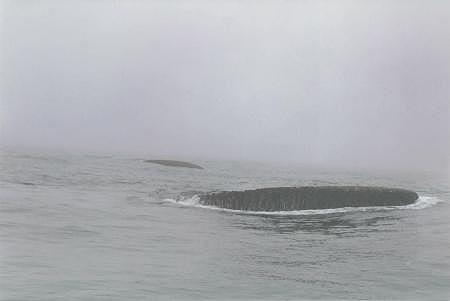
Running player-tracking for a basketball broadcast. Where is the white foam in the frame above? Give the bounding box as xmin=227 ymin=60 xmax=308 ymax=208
xmin=402 ymin=196 xmax=441 ymax=210
xmin=164 ymin=195 xmax=441 ymax=216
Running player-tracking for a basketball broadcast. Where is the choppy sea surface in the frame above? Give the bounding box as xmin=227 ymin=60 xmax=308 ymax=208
xmin=0 ymin=149 xmax=449 ymax=300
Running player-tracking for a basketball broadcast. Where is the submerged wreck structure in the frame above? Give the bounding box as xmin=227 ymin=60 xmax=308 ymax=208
xmin=144 ymin=160 xmax=203 ymax=169
xmin=199 ymin=186 xmax=418 ymax=211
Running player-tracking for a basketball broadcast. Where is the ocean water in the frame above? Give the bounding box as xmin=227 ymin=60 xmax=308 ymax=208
xmin=0 ymin=149 xmax=449 ymax=300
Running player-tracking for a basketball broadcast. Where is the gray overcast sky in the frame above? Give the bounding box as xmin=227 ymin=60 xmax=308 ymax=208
xmin=1 ymin=0 xmax=449 ymax=172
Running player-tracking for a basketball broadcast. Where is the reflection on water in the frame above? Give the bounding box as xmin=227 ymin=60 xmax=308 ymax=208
xmin=231 ymin=212 xmax=401 ymax=236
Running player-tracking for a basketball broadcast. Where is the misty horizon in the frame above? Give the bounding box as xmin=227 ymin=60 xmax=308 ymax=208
xmin=1 ymin=0 xmax=449 ymax=173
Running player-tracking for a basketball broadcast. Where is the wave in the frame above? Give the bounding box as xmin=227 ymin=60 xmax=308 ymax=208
xmin=164 ymin=195 xmax=441 ymax=216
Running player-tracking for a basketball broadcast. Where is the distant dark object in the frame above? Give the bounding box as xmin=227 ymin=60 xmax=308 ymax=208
xmin=20 ymin=182 xmax=36 ymax=186
xmin=199 ymin=186 xmax=418 ymax=211
xmin=144 ymin=160 xmax=203 ymax=169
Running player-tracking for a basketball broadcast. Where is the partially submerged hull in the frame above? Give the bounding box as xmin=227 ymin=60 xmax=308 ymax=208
xmin=199 ymin=186 xmax=418 ymax=211
xmin=144 ymin=160 xmax=203 ymax=169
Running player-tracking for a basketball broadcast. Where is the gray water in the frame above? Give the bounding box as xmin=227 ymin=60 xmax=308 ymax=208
xmin=0 ymin=149 xmax=449 ymax=300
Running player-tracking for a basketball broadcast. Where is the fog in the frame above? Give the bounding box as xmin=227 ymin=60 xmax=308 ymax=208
xmin=1 ymin=1 xmax=449 ymax=172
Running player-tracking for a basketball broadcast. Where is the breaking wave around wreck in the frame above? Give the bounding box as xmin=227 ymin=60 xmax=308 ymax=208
xmin=165 ymin=195 xmax=441 ymax=216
